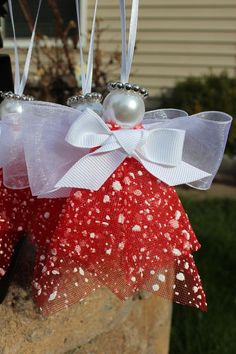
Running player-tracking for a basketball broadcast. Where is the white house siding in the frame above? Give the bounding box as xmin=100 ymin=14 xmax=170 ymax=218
xmin=87 ymin=0 xmax=236 ymax=95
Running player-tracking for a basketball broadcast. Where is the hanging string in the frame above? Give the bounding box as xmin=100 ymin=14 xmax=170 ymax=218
xmin=119 ymin=0 xmax=139 ymax=83
xmin=8 ymin=0 xmax=42 ymax=96
xmin=7 ymin=0 xmax=20 ymax=94
xmin=75 ymin=0 xmax=98 ymax=95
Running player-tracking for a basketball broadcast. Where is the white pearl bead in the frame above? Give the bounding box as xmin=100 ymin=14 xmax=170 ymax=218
xmin=70 ymin=101 xmax=103 ymax=117
xmin=103 ymin=90 xmax=145 ymax=127
xmin=0 ymin=98 xmax=23 ymax=117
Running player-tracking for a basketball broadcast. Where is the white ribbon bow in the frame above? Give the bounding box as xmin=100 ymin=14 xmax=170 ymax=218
xmin=55 ymin=109 xmax=210 ymax=191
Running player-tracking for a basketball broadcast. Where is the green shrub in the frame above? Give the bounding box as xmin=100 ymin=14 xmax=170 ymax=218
xmin=170 ymin=198 xmax=236 ymax=354
xmin=158 ymin=73 xmax=236 ymax=155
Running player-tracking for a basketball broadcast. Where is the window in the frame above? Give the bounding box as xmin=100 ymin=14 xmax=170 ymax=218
xmin=2 ymin=0 xmax=86 ymax=45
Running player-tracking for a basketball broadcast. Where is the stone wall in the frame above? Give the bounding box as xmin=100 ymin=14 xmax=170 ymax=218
xmin=0 ymin=241 xmax=172 ymax=354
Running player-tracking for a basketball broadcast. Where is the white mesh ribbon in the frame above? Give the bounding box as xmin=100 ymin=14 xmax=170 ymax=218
xmin=22 ymin=101 xmax=89 ymax=197
xmin=144 ymin=111 xmax=233 ymax=189
xmin=21 ymin=105 xmax=232 ymax=197
xmin=21 ymin=104 xmax=189 ymax=197
xmin=0 ymin=108 xmax=29 ymax=189
xmin=0 ymin=0 xmax=42 ymax=188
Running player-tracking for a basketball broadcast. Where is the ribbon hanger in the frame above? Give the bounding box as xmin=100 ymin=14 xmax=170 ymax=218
xmin=119 ymin=0 xmax=139 ymax=83
xmin=75 ymin=0 xmax=98 ymax=95
xmin=8 ymin=0 xmax=42 ymax=96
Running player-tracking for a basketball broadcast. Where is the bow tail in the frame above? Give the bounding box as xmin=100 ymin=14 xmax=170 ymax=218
xmin=136 ymin=154 xmax=211 ymax=186
xmin=38 ymin=187 xmax=72 ymax=199
xmin=55 ymin=150 xmax=127 ymax=191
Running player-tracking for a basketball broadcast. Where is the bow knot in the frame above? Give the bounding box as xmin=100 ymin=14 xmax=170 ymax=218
xmin=112 ymin=129 xmax=147 ymax=156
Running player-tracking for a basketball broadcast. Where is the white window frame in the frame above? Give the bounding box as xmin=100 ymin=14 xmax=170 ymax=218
xmin=1 ymin=1 xmax=88 ymax=49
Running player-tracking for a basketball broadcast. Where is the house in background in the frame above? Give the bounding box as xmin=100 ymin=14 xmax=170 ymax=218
xmin=87 ymin=0 xmax=236 ymax=95
xmin=1 ymin=0 xmax=236 ymax=96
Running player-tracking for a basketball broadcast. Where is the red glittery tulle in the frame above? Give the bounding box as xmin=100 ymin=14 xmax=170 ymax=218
xmin=33 ymin=158 xmax=207 ymax=315
xmin=0 ymin=169 xmax=64 ymax=283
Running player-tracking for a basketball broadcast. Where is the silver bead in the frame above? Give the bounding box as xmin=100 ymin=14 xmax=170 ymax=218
xmin=140 ymin=87 xmax=147 ymax=95
xmin=132 ymin=84 xmax=140 ymax=92
xmin=85 ymin=93 xmax=93 ymax=101
xmin=103 ymin=91 xmax=145 ymax=127
xmin=107 ymin=81 xmax=117 ymax=91
xmin=68 ymin=99 xmax=103 ymax=117
xmin=125 ymin=83 xmax=132 ymax=90
xmin=116 ymin=82 xmax=125 ymax=89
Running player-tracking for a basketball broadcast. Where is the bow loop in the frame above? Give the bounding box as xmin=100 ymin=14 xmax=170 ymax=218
xmin=141 ymin=128 xmax=185 ymax=166
xmin=65 ymin=109 xmax=110 ymax=148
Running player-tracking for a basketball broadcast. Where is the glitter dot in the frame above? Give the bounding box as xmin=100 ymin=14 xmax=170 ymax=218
xmin=182 ymin=230 xmax=190 ymax=240
xmin=193 ymin=286 xmax=198 ymax=293
xmin=118 ymin=242 xmax=125 ymax=250
xmin=184 ymin=262 xmax=189 ymax=269
xmin=172 ymin=248 xmax=182 ymax=256
xmin=169 ymin=219 xmax=179 ymax=229
xmin=176 ymin=272 xmax=185 ymax=281
xmin=44 ymin=212 xmax=50 ymax=219
xmin=123 ymin=177 xmax=131 ymax=185
xmin=134 ymin=189 xmax=142 ymax=196
xmin=51 ymin=248 xmax=57 ymax=256
xmin=103 ymin=195 xmax=110 ymax=203
xmin=152 ymin=284 xmax=160 ymax=292
xmin=74 ymin=191 xmax=82 ymax=199
xmin=118 ymin=214 xmax=125 ymax=224
xmin=112 ymin=181 xmax=122 ymax=191
xmin=175 ymin=210 xmax=181 ymax=220
xmin=132 ymin=225 xmax=141 ymax=232
xmin=75 ymin=245 xmax=81 ymax=254
xmin=79 ymin=267 xmax=85 ymax=276
xmin=158 ymin=274 xmax=166 ymax=282
xmin=147 ymin=215 xmax=153 ymax=221
xmin=48 ymin=291 xmax=57 ymax=301
xmin=164 ymin=232 xmax=171 ymax=240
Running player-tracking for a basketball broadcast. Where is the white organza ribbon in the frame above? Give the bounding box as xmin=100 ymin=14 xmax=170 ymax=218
xmin=54 ymin=109 xmax=211 ymax=191
xmin=20 ymin=102 xmax=232 ymax=197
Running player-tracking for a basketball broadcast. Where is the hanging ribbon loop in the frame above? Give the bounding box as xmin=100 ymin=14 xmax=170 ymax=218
xmin=76 ymin=0 xmax=98 ymax=95
xmin=8 ymin=0 xmax=42 ymax=95
xmin=119 ymin=0 xmax=139 ymax=82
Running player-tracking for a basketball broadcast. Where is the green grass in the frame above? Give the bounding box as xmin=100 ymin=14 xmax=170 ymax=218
xmin=170 ymin=199 xmax=236 ymax=354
